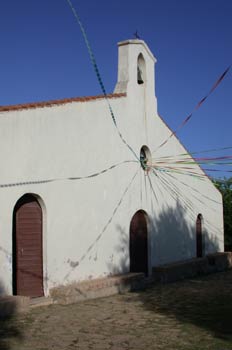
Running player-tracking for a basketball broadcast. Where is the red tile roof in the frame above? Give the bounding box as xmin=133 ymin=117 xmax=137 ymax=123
xmin=0 ymin=93 xmax=126 ymax=112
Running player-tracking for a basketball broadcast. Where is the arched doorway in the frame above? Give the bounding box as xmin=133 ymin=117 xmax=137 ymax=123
xmin=196 ymin=214 xmax=203 ymax=258
xmin=129 ymin=210 xmax=148 ymax=276
xmin=13 ymin=194 xmax=44 ymax=297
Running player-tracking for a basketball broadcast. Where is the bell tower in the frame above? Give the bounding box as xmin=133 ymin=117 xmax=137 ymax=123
xmin=114 ymin=39 xmax=157 ymax=110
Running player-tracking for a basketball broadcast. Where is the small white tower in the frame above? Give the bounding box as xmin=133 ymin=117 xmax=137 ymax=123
xmin=114 ymin=39 xmax=157 ymax=112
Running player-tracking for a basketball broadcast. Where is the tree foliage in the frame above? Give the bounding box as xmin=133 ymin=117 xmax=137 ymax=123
xmin=214 ymin=177 xmax=232 ymax=251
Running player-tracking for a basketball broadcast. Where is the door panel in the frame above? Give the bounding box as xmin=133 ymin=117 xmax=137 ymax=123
xmin=14 ymin=196 xmax=44 ymax=297
xmin=130 ymin=211 xmax=148 ymax=275
xmin=196 ymin=215 xmax=203 ymax=258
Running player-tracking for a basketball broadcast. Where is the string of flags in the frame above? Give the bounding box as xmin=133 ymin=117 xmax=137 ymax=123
xmin=65 ymin=1 xmax=231 ymax=180
xmin=0 ymin=2 xmax=229 ymax=279
xmin=66 ymin=0 xmax=139 ymax=161
xmin=0 ymin=160 xmax=137 ymax=188
xmin=152 ymin=65 xmax=231 ymax=154
xmin=148 ymin=154 xmax=232 ymax=178
xmin=62 ymin=3 xmax=230 ymax=271
xmin=151 ymin=146 xmax=232 ymax=178
xmin=64 ymin=168 xmax=139 ymax=273
xmin=153 ymin=145 xmax=232 ymax=160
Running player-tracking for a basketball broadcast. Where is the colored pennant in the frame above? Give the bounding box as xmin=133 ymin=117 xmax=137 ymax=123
xmin=66 ymin=0 xmax=139 ymax=161
xmin=153 ymin=65 xmax=231 ymax=153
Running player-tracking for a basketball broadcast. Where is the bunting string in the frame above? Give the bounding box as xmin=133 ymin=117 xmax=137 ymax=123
xmin=154 ymin=170 xmax=196 ymax=216
xmin=64 ymin=167 xmax=139 ymax=278
xmin=152 ymin=65 xmax=231 ymax=154
xmin=153 ymin=146 xmax=232 ymax=160
xmin=0 ymin=160 xmax=137 ymax=188
xmin=164 ymin=171 xmax=221 ymax=206
xmin=151 ymin=165 xmax=206 ymax=179
xmin=154 ymin=155 xmax=232 ymax=163
xmin=148 ymin=151 xmax=232 ymax=179
xmin=151 ymin=164 xmax=232 ymax=177
xmin=66 ymin=0 xmax=139 ymax=161
xmin=66 ymin=0 xmax=231 ymax=178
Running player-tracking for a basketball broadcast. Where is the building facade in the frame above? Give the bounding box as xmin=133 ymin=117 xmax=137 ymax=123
xmin=0 ymin=40 xmax=224 ymax=297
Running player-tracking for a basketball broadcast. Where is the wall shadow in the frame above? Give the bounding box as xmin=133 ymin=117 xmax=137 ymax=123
xmin=107 ymin=224 xmax=129 ymax=275
xmin=0 ymin=281 xmax=23 ymax=350
xmin=137 ymin=271 xmax=232 ymax=341
xmin=109 ymin=202 xmax=220 ymax=275
xmin=151 ymin=202 xmax=220 ymax=265
xmin=108 ymin=203 xmax=232 ymax=340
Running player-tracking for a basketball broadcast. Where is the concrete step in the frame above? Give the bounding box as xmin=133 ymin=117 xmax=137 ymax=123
xmin=29 ymin=296 xmax=54 ymax=308
xmin=50 ymin=272 xmax=145 ymax=305
xmin=0 ymin=273 xmax=146 ymax=315
xmin=152 ymin=252 xmax=232 ymax=284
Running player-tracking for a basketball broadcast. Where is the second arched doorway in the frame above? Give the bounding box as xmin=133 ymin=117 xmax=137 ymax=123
xmin=196 ymin=214 xmax=203 ymax=258
xmin=129 ymin=210 xmax=148 ymax=276
xmin=13 ymin=194 xmax=44 ymax=297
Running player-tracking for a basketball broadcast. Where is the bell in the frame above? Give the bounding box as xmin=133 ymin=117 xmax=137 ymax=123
xmin=137 ymin=66 xmax=144 ymax=84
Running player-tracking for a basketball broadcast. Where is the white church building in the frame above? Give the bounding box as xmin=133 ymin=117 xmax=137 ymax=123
xmin=0 ymin=39 xmax=224 ymax=297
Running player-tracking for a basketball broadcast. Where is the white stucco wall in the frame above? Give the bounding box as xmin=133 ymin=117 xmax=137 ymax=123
xmin=0 ymin=40 xmax=223 ymax=296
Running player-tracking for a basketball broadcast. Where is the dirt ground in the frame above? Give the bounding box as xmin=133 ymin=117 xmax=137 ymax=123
xmin=1 ymin=270 xmax=232 ymax=350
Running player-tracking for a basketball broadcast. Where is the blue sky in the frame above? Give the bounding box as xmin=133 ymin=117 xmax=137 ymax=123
xmin=1 ymin=0 xmax=231 ymax=178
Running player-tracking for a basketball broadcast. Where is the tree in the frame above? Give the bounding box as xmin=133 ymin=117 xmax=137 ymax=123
xmin=213 ymin=177 xmax=232 ymax=251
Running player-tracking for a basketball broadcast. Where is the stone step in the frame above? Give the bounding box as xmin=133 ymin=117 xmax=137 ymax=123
xmin=0 ymin=273 xmax=146 ymax=315
xmin=29 ymin=296 xmax=54 ymax=308
xmin=152 ymin=252 xmax=232 ymax=284
xmin=5 ymin=252 xmax=231 ymax=314
xmin=50 ymin=272 xmax=145 ymax=305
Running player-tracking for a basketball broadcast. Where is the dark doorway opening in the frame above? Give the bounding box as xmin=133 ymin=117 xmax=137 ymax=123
xmin=196 ymin=214 xmax=203 ymax=258
xmin=13 ymin=194 xmax=44 ymax=297
xmin=129 ymin=210 xmax=148 ymax=276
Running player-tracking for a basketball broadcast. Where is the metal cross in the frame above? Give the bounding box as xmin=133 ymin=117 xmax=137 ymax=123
xmin=133 ymin=30 xmax=140 ymax=39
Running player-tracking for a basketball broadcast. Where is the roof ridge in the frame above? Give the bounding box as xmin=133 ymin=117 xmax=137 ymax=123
xmin=0 ymin=93 xmax=126 ymax=112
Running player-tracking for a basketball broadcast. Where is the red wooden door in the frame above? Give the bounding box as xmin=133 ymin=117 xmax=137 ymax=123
xmin=196 ymin=215 xmax=203 ymax=258
xmin=130 ymin=211 xmax=148 ymax=275
xmin=14 ymin=195 xmax=44 ymax=297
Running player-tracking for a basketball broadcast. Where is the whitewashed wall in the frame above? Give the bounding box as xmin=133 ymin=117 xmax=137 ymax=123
xmin=0 ymin=40 xmax=223 ymax=295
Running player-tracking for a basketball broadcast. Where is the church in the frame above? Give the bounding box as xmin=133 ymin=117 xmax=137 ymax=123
xmin=0 ymin=39 xmax=224 ymax=298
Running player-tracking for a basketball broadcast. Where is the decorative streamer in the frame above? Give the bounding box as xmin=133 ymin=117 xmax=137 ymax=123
xmin=151 ymin=165 xmax=206 ymax=179
xmin=66 ymin=0 xmax=139 ymax=161
xmin=151 ymin=170 xmax=166 ymax=200
xmin=151 ymin=161 xmax=232 ymax=168
xmin=201 ymin=168 xmax=232 ymax=173
xmin=0 ymin=160 xmax=137 ymax=188
xmin=147 ymin=173 xmax=158 ymax=204
xmin=164 ymin=171 xmax=221 ymax=207
xmin=153 ymin=145 xmax=232 ymax=163
xmin=153 ymin=170 xmax=178 ymax=203
xmin=152 ymin=146 xmax=232 ymax=163
xmin=152 ymin=164 xmax=232 ymax=177
xmin=167 ymin=170 xmax=205 ymax=209
xmin=66 ymin=0 xmax=231 ymax=182
xmin=148 ymin=153 xmax=232 ymax=179
xmin=149 ymin=167 xmax=214 ymax=241
xmin=153 ymin=65 xmax=231 ymax=153
xmin=154 ymin=170 xmax=196 ymax=216
xmin=64 ymin=167 xmax=139 ymax=279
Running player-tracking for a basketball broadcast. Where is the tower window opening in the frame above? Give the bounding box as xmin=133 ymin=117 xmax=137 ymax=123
xmin=137 ymin=53 xmax=146 ymax=85
xmin=137 ymin=66 xmax=144 ymax=84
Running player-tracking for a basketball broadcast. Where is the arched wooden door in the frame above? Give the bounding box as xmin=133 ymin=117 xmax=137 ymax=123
xmin=196 ymin=214 xmax=203 ymax=258
xmin=129 ymin=210 xmax=148 ymax=276
xmin=13 ymin=194 xmax=44 ymax=297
